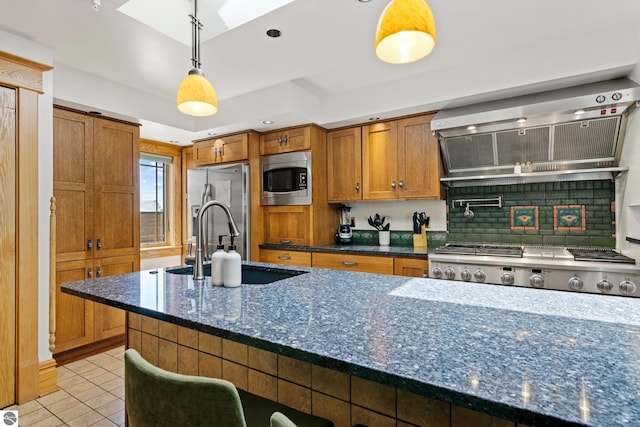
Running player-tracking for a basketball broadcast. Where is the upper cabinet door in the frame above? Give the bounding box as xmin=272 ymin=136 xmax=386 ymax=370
xmin=260 ymin=126 xmax=312 ymax=155
xmin=218 ymin=133 xmax=249 ymax=163
xmin=397 ymin=114 xmax=442 ymax=199
xmin=193 ymin=133 xmax=249 ymax=165
xmin=327 ymin=127 xmax=362 ymax=202
xmin=93 ymin=118 xmax=140 ymax=258
xmin=53 ymin=108 xmax=95 ymax=262
xmin=362 ymin=121 xmax=398 ymax=200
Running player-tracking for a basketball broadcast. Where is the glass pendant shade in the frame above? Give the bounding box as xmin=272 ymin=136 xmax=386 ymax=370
xmin=176 ymin=68 xmax=218 ymax=116
xmin=375 ymin=0 xmax=436 ymax=64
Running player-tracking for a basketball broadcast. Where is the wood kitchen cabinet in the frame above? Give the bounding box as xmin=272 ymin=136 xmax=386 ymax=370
xmin=263 ymin=206 xmax=311 ymax=246
xmin=260 ymin=125 xmax=313 ymax=155
xmin=53 ymin=106 xmax=140 ymax=358
xmin=257 ymin=125 xmax=336 ymax=254
xmin=394 ymin=257 xmax=429 ymax=277
xmin=193 ymin=132 xmax=249 ymax=166
xmin=259 ymin=249 xmax=311 ymax=267
xmin=312 ymin=252 xmax=394 ymax=275
xmin=327 ymin=113 xmax=443 ymax=202
xmin=327 ymin=127 xmax=363 ymax=202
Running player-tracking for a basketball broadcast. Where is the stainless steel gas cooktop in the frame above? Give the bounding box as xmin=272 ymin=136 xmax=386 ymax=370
xmin=429 ymin=244 xmax=640 ymax=297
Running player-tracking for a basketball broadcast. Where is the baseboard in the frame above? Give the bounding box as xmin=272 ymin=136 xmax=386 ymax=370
xmin=38 ymin=359 xmax=57 ymax=396
xmin=54 ymin=335 xmax=125 ymax=366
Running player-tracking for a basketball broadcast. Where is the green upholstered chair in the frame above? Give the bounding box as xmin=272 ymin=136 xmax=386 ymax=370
xmin=270 ymin=412 xmax=298 ymax=427
xmin=125 ymin=349 xmax=303 ymax=427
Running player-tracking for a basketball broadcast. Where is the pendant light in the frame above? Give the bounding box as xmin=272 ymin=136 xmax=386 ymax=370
xmin=176 ymin=0 xmax=218 ymax=116
xmin=374 ymin=0 xmax=436 ymax=64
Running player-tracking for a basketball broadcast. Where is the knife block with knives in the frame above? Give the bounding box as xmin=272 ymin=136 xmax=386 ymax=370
xmin=412 ymin=212 xmax=429 ymax=248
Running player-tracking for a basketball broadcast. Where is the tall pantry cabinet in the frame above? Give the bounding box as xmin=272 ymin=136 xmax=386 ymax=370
xmin=53 ymin=107 xmax=140 ymax=359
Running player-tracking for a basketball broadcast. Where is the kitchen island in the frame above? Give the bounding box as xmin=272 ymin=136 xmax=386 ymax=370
xmin=61 ymin=262 xmax=640 ymax=427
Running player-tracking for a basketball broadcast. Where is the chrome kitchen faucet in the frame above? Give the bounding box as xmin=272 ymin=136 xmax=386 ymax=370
xmin=194 ymin=200 xmax=240 ymax=280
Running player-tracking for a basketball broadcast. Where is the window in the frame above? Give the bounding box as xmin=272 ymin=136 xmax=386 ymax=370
xmin=140 ymin=153 xmax=172 ymax=245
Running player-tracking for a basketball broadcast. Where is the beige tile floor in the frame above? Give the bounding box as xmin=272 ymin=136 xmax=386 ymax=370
xmin=6 ymin=346 xmax=126 ymax=426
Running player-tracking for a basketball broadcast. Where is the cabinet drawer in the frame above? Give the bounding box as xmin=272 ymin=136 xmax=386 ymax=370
xmin=260 ymin=126 xmax=311 ymax=155
xmin=394 ymin=257 xmax=428 ymax=277
xmin=312 ymin=252 xmax=393 ymax=275
xmin=260 ymin=249 xmax=311 ymax=267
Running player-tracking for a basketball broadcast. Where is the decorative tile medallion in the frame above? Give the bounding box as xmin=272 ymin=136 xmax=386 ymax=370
xmin=554 ymin=205 xmax=586 ymax=231
xmin=510 ymin=206 xmax=539 ymax=230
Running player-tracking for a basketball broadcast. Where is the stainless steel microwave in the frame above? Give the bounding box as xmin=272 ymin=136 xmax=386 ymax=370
xmin=260 ymin=151 xmax=312 ymax=205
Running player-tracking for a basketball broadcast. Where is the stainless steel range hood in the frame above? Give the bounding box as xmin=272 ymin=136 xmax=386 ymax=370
xmin=432 ymin=78 xmax=640 ymax=186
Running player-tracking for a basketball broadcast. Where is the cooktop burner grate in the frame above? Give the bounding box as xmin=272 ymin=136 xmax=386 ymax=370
xmin=567 ymin=248 xmax=636 ymax=264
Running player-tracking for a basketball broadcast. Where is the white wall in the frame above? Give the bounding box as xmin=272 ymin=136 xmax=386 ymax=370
xmin=346 ymin=200 xmax=446 ymax=232
xmin=1 ymin=29 xmax=54 ymax=362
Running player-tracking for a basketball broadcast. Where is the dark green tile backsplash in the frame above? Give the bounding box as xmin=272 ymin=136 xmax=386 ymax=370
xmin=447 ymin=180 xmax=615 ymax=248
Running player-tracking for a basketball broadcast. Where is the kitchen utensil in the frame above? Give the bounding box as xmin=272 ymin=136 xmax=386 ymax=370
xmin=368 ymin=213 xmax=389 ymax=231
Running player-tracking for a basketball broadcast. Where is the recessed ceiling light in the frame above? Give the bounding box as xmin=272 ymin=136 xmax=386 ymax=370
xmin=467 ymin=125 xmax=476 ymax=130
xmin=574 ymin=109 xmax=586 ymax=115
xmin=207 ymin=132 xmax=216 ymax=136
xmin=266 ymin=28 xmax=282 ymax=38
xmin=358 ymin=0 xmax=372 ymax=2
xmin=262 ymin=120 xmax=274 ymax=124
xmin=517 ymin=117 xmax=527 ymax=123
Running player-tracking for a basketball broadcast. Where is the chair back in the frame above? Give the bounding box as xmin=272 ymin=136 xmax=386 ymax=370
xmin=125 ymin=349 xmax=248 ymax=427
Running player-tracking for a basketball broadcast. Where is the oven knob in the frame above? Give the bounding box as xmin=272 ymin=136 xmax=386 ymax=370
xmin=597 ymin=279 xmax=613 ymax=293
xmin=444 ymin=268 xmax=456 ymax=280
xmin=460 ymin=269 xmax=472 ymax=281
xmin=474 ymin=270 xmax=486 ymax=282
xmin=529 ymin=274 xmax=544 ymax=288
xmin=568 ymin=277 xmax=583 ymax=291
xmin=431 ymin=267 xmax=443 ymax=279
xmin=619 ymin=280 xmax=637 ymax=295
xmin=501 ymin=272 xmax=515 ymax=285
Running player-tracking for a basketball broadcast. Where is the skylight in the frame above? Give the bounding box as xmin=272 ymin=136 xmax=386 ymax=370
xmin=118 ymin=0 xmax=293 ymax=46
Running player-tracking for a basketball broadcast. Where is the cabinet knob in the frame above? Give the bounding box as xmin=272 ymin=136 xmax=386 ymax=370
xmin=88 ymin=268 xmax=93 ymax=279
xmin=283 ymin=134 xmax=288 ymax=145
xmin=87 ymin=239 xmax=93 ymax=250
xmin=391 ymin=181 xmax=396 ymax=191
xmin=280 ymin=239 xmax=292 ymax=244
xmin=342 ymin=261 xmax=358 ymax=266
xmin=399 ymin=180 xmax=404 ymax=190
xmin=355 ymin=183 xmax=360 ymax=193
xmin=96 ymin=267 xmax=102 ymax=278
xmin=277 ymin=255 xmax=291 ymax=261
xmin=97 ymin=239 xmax=103 ymax=250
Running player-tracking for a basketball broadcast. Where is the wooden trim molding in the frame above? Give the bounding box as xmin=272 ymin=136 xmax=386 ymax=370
xmin=0 ymin=50 xmax=51 ymax=404
xmin=140 ymin=246 xmax=182 ymax=259
xmin=38 ymin=359 xmax=57 ymax=397
xmin=16 ymin=87 xmax=40 ymax=402
xmin=0 ymin=50 xmax=52 ymax=93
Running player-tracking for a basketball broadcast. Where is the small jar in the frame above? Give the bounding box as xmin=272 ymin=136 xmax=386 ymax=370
xmin=514 ymin=162 xmax=522 ymax=174
xmin=523 ymin=161 xmax=533 ymax=173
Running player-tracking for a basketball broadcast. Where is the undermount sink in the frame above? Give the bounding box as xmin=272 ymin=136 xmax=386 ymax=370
xmin=165 ymin=264 xmax=307 ymax=285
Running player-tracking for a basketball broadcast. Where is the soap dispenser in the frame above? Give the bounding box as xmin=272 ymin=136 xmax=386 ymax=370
xmin=211 ymin=235 xmax=227 ymax=286
xmin=223 ymin=235 xmax=242 ymax=288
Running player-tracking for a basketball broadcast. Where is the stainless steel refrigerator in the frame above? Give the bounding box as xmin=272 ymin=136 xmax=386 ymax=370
xmin=187 ymin=163 xmax=250 ymax=261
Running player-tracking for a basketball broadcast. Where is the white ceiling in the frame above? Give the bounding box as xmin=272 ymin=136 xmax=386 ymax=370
xmin=2 ymin=0 xmax=640 ymax=145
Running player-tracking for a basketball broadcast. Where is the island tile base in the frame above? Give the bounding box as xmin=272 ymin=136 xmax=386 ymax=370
xmin=128 ymin=313 xmax=528 ymax=427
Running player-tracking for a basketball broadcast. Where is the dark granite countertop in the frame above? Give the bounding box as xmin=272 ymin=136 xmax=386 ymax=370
xmin=259 ymin=243 xmax=429 ymax=258
xmin=62 ymin=262 xmax=640 ymax=426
